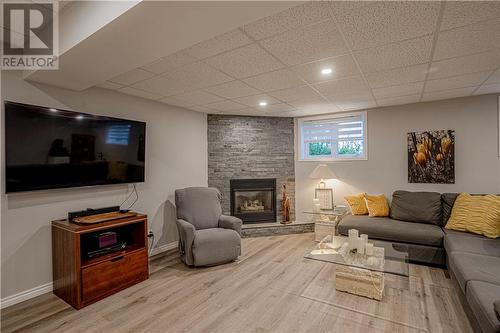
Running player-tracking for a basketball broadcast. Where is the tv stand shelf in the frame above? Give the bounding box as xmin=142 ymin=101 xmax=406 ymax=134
xmin=52 ymin=213 xmax=149 ymax=309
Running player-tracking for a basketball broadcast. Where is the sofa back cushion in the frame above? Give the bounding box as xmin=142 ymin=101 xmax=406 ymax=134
xmin=390 ymin=190 xmax=442 ymax=225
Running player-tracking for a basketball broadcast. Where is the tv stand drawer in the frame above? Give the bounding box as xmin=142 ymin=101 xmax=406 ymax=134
xmin=81 ymin=250 xmax=148 ymax=303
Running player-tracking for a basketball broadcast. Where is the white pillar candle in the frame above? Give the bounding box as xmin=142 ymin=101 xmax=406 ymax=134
xmin=365 ymin=243 xmax=374 ymax=255
xmin=360 ymin=234 xmax=368 ymax=244
xmin=357 ymin=238 xmax=365 ymax=254
xmin=348 ymin=229 xmax=359 ymax=239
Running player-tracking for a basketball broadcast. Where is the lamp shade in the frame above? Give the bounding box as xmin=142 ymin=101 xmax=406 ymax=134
xmin=309 ymin=164 xmax=337 ymax=180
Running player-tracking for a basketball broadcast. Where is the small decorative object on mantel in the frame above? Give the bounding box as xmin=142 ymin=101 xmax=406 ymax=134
xmin=315 ymin=188 xmax=334 ymax=210
xmin=281 ymin=184 xmax=291 ymax=224
xmin=407 ymin=129 xmax=455 ymax=184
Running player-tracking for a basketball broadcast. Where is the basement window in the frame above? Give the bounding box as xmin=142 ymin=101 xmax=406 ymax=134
xmin=106 ymin=124 xmax=132 ymax=145
xmin=298 ymin=111 xmax=367 ymax=161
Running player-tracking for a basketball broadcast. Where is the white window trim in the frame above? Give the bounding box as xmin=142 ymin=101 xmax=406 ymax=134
xmin=297 ymin=111 xmax=368 ymax=162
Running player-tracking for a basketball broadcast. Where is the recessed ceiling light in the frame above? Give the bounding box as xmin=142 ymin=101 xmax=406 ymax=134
xmin=321 ymin=68 xmax=333 ymax=75
xmin=259 ymin=101 xmax=268 ymax=107
xmin=49 ymin=108 xmax=58 ymax=112
xmin=76 ymin=115 xmax=84 ymax=120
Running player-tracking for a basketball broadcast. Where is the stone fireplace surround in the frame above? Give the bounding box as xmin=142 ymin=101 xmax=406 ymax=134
xmin=208 ymin=115 xmax=295 ymax=223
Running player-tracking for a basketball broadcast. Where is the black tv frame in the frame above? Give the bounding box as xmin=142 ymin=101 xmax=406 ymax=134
xmin=4 ymin=101 xmax=146 ymax=193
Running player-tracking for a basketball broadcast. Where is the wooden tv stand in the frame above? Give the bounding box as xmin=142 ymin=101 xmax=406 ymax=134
xmin=52 ymin=213 xmax=149 ymax=309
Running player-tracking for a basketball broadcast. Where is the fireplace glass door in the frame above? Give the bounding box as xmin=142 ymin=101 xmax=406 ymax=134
xmin=235 ymin=190 xmax=273 ymax=214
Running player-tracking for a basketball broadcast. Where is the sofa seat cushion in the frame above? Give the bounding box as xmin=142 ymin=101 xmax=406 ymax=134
xmin=390 ymin=190 xmax=442 ymax=225
xmin=466 ymin=281 xmax=500 ymax=333
xmin=444 ymin=230 xmax=500 ymax=257
xmin=338 ymin=215 xmax=444 ymax=247
xmin=193 ymin=228 xmax=241 ymax=266
xmin=448 ymin=252 xmax=500 ymax=292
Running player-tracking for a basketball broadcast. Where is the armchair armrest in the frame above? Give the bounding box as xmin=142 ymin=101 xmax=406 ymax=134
xmin=218 ymin=215 xmax=243 ymax=235
xmin=176 ymin=219 xmax=196 ymax=264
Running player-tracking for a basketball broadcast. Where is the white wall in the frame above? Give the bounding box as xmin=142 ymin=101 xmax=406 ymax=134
xmin=295 ymin=94 xmax=500 ymax=221
xmin=0 ymin=71 xmax=208 ymax=300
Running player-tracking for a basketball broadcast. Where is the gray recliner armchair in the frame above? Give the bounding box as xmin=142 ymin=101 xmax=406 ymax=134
xmin=175 ymin=187 xmax=242 ymax=266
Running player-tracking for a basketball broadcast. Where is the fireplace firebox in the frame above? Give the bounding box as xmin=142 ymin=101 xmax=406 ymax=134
xmin=230 ymin=178 xmax=276 ymax=223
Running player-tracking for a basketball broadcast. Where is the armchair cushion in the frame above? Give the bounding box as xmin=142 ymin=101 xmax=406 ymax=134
xmin=175 ymin=187 xmax=222 ymax=230
xmin=219 ymin=215 xmax=243 ymax=235
xmin=192 ymin=228 xmax=241 ymax=266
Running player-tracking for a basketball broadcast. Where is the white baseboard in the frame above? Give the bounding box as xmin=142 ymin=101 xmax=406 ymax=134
xmin=150 ymin=241 xmax=178 ymax=256
xmin=0 ymin=282 xmax=53 ymax=309
xmin=0 ymin=241 xmax=178 ymax=309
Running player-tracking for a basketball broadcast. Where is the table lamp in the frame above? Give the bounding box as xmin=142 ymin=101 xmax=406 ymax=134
xmin=309 ymin=164 xmax=337 ymax=188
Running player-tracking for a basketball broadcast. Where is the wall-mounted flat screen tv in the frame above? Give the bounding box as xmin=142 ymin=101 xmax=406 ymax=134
xmin=5 ymin=101 xmax=146 ymax=193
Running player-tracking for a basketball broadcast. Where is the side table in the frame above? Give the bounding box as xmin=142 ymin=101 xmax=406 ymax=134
xmin=303 ymin=207 xmax=349 ymax=241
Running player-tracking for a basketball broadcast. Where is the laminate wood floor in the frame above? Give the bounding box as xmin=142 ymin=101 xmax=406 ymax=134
xmin=1 ymin=234 xmax=473 ymax=333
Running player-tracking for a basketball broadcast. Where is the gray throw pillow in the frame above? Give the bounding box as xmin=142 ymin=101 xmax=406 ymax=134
xmin=390 ymin=190 xmax=442 ymax=225
xmin=495 ymin=300 xmax=500 ymax=321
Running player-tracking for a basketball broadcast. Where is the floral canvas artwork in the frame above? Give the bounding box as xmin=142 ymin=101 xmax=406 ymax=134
xmin=407 ymin=130 xmax=455 ymax=184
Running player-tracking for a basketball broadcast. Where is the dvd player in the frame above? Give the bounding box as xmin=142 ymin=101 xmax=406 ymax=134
xmin=86 ymin=242 xmax=127 ymax=258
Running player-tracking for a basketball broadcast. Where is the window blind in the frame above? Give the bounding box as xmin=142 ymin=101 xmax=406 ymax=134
xmin=302 ymin=115 xmax=364 ymax=145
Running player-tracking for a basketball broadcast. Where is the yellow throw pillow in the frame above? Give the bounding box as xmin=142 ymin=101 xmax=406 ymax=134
xmin=364 ymin=194 xmax=390 ymax=217
xmin=445 ymin=193 xmax=500 ymax=239
xmin=344 ymin=193 xmax=368 ymax=215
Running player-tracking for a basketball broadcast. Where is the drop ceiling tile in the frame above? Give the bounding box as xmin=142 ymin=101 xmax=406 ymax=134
xmin=354 ymin=35 xmax=433 ymax=73
xmin=170 ymin=90 xmax=223 ymax=105
xmin=260 ymin=103 xmax=296 ymax=113
xmin=206 ymin=44 xmax=284 ymax=79
xmin=334 ymin=1 xmax=440 ymax=50
xmin=260 ymin=20 xmax=348 ymax=66
xmin=269 ymin=85 xmax=324 ymax=103
xmin=167 ymin=61 xmax=233 ymax=89
xmin=242 ymin=1 xmax=332 ymax=40
xmin=428 ymin=50 xmax=500 ymax=80
xmin=109 ymin=69 xmax=156 ymax=86
xmin=365 ymin=64 xmax=428 ymax=88
xmin=204 ymin=80 xmax=261 ymax=99
xmin=376 ymin=94 xmax=421 ymax=107
xmin=474 ymin=83 xmax=500 ymax=95
xmin=291 ymin=54 xmax=360 ymax=84
xmin=225 ymin=108 xmax=262 ymax=116
xmin=424 ymin=71 xmax=492 ymax=92
xmin=205 ymin=100 xmax=247 ymax=112
xmin=288 ymin=101 xmax=340 ymax=114
xmin=372 ymin=82 xmax=424 ymax=99
xmin=422 ymin=87 xmax=476 ymax=102
xmin=118 ymin=87 xmax=164 ymax=101
xmin=336 ymin=98 xmax=377 ymax=111
xmin=96 ymin=81 xmax=123 ymax=90
xmin=131 ymin=75 xmax=191 ymax=96
xmin=233 ymin=93 xmax=281 ymax=107
xmin=140 ymin=51 xmax=197 ymax=74
xmin=187 ymin=105 xmax=212 ymax=113
xmin=483 ymin=69 xmax=500 ymax=85
xmin=440 ymin=1 xmax=500 ymax=31
xmin=184 ymin=29 xmax=252 ymax=60
xmin=243 ymin=69 xmax=304 ymax=92
xmin=313 ymin=76 xmax=371 ymax=99
xmin=433 ymin=18 xmax=500 ymax=60
xmin=159 ymin=96 xmax=197 ymax=108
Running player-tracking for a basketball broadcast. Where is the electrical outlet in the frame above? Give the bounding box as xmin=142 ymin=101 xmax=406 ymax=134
xmin=147 ymin=231 xmax=154 ymax=238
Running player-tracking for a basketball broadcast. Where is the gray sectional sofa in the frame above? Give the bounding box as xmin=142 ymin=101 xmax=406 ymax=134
xmin=337 ymin=191 xmax=500 ymax=333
